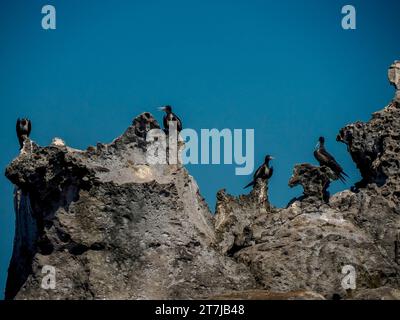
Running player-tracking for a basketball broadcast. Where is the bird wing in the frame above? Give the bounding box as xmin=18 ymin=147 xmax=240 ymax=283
xmin=244 ymin=164 xmax=262 ymax=189
xmin=253 ymin=163 xmax=265 ymax=182
xmin=244 ymin=181 xmax=255 ymax=189
xmin=253 ymin=166 xmax=263 ymax=181
xmin=172 ymin=113 xmax=183 ymax=131
xmin=320 ymin=149 xmax=341 ymax=169
xmin=314 ymin=149 xmax=329 ymax=166
xmin=163 ymin=114 xmax=168 ymax=130
xmin=313 ymin=150 xmax=320 ymax=164
xmin=319 ymin=148 xmax=336 ymax=163
xmin=268 ymin=166 xmax=274 ymax=179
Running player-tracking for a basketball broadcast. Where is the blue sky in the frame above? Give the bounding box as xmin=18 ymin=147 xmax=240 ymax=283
xmin=1 ymin=0 xmax=399 ymax=299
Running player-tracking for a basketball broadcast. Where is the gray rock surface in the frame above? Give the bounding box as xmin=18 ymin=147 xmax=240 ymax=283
xmin=214 ymin=179 xmax=270 ymax=256
xmin=5 ymin=113 xmax=255 ymax=300
xmin=230 ymin=189 xmax=400 ymax=299
xmin=288 ymin=164 xmax=337 ymax=203
xmin=4 ymin=62 xmax=400 ymax=300
xmin=209 ymin=289 xmax=325 ymax=300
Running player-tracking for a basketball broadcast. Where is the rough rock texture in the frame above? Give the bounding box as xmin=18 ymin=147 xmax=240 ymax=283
xmin=5 ymin=62 xmax=400 ymax=300
xmin=213 ymin=63 xmax=400 ymax=300
xmin=388 ymin=61 xmax=400 ymax=103
xmin=337 ymin=102 xmax=400 ymax=189
xmin=209 ymin=289 xmax=325 ymax=300
xmin=228 ymin=190 xmax=400 ymax=299
xmin=5 ymin=113 xmax=255 ymax=300
xmin=214 ymin=179 xmax=270 ymax=255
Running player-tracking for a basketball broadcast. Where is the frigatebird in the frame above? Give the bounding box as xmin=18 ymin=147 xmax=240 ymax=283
xmin=314 ymin=136 xmax=348 ymax=183
xmin=244 ymin=155 xmax=274 ymax=189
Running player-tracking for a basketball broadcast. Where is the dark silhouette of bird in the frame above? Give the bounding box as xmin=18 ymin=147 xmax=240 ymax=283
xmin=314 ymin=136 xmax=348 ymax=183
xmin=244 ymin=155 xmax=274 ymax=189
xmin=16 ymin=118 xmax=32 ymax=149
xmin=159 ymin=105 xmax=182 ymax=133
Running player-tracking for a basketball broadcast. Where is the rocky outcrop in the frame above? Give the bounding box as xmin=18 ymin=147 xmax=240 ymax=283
xmin=215 ymin=176 xmax=400 ymax=300
xmin=5 ymin=114 xmax=255 ymax=300
xmin=288 ymin=164 xmax=337 ymax=203
xmin=5 ymin=62 xmax=400 ymax=300
xmin=213 ymin=62 xmax=400 ymax=300
xmin=337 ymin=102 xmax=400 ymax=189
xmin=228 ymin=189 xmax=400 ymax=299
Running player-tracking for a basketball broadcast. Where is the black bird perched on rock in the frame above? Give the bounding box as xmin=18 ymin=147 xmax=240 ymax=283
xmin=159 ymin=105 xmax=182 ymax=133
xmin=244 ymin=155 xmax=274 ymax=189
xmin=314 ymin=136 xmax=348 ymax=183
xmin=16 ymin=118 xmax=32 ymax=149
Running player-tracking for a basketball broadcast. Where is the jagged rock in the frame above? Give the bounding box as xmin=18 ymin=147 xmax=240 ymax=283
xmin=388 ymin=61 xmax=400 ymax=103
xmin=214 ymin=179 xmax=270 ymax=255
xmin=288 ymin=164 xmax=337 ymax=203
xmin=334 ymin=98 xmax=400 ymax=286
xmin=234 ymin=191 xmax=400 ymax=299
xmin=213 ymin=62 xmax=400 ymax=299
xmin=351 ymin=287 xmax=400 ymax=300
xmin=337 ymin=102 xmax=400 ymax=190
xmin=208 ymin=289 xmax=325 ymax=300
xmin=5 ymin=113 xmax=255 ymax=300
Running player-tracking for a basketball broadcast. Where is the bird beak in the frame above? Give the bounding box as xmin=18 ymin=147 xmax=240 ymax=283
xmin=158 ymin=107 xmax=165 ymax=111
xmin=270 ymin=157 xmax=275 ymax=160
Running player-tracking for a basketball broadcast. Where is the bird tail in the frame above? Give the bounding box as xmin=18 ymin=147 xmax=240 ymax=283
xmin=244 ymin=181 xmax=255 ymax=189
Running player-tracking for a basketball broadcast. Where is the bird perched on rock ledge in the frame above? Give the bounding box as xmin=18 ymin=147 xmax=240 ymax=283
xmin=244 ymin=155 xmax=274 ymax=189
xmin=16 ymin=118 xmax=32 ymax=149
xmin=159 ymin=105 xmax=183 ymax=134
xmin=314 ymin=136 xmax=348 ymax=183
